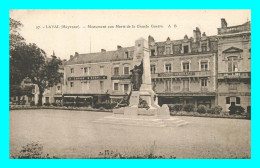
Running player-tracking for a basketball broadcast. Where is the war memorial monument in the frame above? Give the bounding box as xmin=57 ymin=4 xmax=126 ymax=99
xmin=94 ymin=38 xmax=189 ymax=127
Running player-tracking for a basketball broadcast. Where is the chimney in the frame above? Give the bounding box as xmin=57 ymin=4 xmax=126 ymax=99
xmin=75 ymin=52 xmax=79 ymax=56
xmin=193 ymin=27 xmax=201 ymax=42
xmin=202 ymin=32 xmax=206 ymax=37
xmin=101 ymin=49 xmax=106 ymax=53
xmin=221 ymin=18 xmax=227 ymax=28
xmin=70 ymin=55 xmax=73 ymax=59
xmin=117 ymin=45 xmax=122 ymax=50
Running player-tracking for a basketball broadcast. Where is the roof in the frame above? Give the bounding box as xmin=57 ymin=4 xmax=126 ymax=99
xmin=65 ymin=46 xmax=135 ymax=65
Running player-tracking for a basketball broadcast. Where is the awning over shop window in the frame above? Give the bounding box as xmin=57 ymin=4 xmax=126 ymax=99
xmin=54 ymin=95 xmax=62 ymax=98
xmin=110 ymin=96 xmax=124 ymax=99
xmin=78 ymin=96 xmax=92 ymax=99
xmin=64 ymin=96 xmax=77 ymax=98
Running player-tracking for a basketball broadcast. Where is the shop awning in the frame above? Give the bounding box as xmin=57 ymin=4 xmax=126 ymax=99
xmin=64 ymin=96 xmax=77 ymax=98
xmin=78 ymin=96 xmax=92 ymax=99
xmin=54 ymin=95 xmax=62 ymax=98
xmin=110 ymin=96 xmax=124 ymax=99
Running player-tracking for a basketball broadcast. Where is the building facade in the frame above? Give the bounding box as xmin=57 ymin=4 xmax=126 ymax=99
xmin=61 ymin=18 xmax=251 ymax=111
xmin=216 ymin=19 xmax=251 ymax=111
xmin=63 ymin=46 xmax=135 ymax=105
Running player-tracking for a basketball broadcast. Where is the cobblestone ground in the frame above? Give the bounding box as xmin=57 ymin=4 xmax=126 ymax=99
xmin=10 ymin=109 xmax=251 ymax=159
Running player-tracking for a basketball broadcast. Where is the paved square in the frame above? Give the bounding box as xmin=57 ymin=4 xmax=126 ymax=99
xmin=10 ymin=109 xmax=251 ymax=158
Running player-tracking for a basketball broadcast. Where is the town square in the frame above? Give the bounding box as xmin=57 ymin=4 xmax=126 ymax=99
xmin=9 ymin=10 xmax=251 ymax=159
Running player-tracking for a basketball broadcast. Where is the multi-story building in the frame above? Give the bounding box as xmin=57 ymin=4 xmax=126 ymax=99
xmin=62 ymin=18 xmax=251 ymax=111
xmin=216 ymin=19 xmax=251 ymax=111
xmin=148 ymin=29 xmax=218 ymax=108
xmin=63 ymin=46 xmax=135 ymax=104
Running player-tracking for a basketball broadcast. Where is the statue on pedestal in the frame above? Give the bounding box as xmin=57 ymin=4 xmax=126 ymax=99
xmin=130 ymin=61 xmax=143 ymax=91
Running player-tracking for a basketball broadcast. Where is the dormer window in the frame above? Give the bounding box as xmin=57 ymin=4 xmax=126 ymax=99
xmin=125 ymin=51 xmax=129 ymax=58
xmin=184 ymin=45 xmax=189 ymax=54
xmin=201 ymin=43 xmax=207 ymax=52
xmin=166 ymin=47 xmax=171 ymax=55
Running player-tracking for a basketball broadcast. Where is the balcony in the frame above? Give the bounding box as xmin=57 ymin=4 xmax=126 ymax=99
xmin=218 ymin=72 xmax=251 ymax=79
xmin=154 ymin=71 xmax=211 ymax=78
xmin=157 ymin=91 xmax=216 ymax=97
xmin=218 ymin=23 xmax=250 ymax=35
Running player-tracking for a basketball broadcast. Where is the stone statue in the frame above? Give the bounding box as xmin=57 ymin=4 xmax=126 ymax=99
xmin=130 ymin=61 xmax=143 ymax=91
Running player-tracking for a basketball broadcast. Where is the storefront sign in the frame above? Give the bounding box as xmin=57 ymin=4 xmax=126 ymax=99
xmin=68 ymin=76 xmax=107 ymax=81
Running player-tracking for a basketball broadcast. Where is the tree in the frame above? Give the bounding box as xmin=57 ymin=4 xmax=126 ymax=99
xmin=9 ymin=18 xmax=62 ymax=106
xmin=28 ymin=50 xmax=62 ymax=106
xmin=9 ymin=18 xmax=25 ymax=51
xmin=9 ymin=18 xmax=27 ymax=103
xmin=10 ymin=18 xmax=26 ymax=85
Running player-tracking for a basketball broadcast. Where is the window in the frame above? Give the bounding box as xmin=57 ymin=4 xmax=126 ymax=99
xmin=45 ymin=97 xmax=49 ymax=103
xmin=198 ymin=99 xmax=211 ymax=108
xmin=57 ymin=86 xmax=61 ymax=90
xmin=150 ymin=65 xmax=156 ymax=74
xmin=100 ymin=81 xmax=104 ymax=92
xmin=114 ymin=67 xmax=119 ymax=75
xmin=166 ymin=47 xmax=171 ymax=55
xmin=165 ymin=64 xmax=172 ymax=72
xmin=183 ymin=62 xmax=190 ymax=72
xmin=236 ymin=97 xmax=241 ymax=104
xmin=201 ymin=79 xmax=207 ymax=87
xmin=184 ymin=45 xmax=189 ymax=53
xmin=70 ymin=68 xmax=74 ymax=73
xmin=124 ymin=66 xmax=129 ymax=75
xmin=201 ymin=44 xmax=207 ymax=52
xmin=125 ymin=51 xmax=129 ymax=58
xmin=84 ymin=67 xmax=90 ymax=75
xmin=124 ymin=84 xmax=129 ymax=92
xmin=114 ymin=83 xmax=119 ymax=91
xmin=201 ymin=61 xmax=208 ymax=71
xmin=100 ymin=66 xmax=104 ymax=75
xmin=226 ymin=97 xmax=230 ymax=104
xmin=151 ymin=49 xmax=155 ymax=56
xmin=70 ymin=82 xmax=74 ymax=87
xmin=165 ymin=80 xmax=171 ymax=91
xmin=228 ymin=56 xmax=238 ymax=72
xmin=183 ymin=80 xmax=189 ymax=91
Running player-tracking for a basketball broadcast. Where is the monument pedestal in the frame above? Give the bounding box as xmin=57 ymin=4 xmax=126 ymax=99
xmin=112 ymin=37 xmax=170 ymax=119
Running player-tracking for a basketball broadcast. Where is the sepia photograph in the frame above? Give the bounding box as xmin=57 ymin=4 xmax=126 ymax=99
xmin=9 ymin=10 xmax=251 ymax=159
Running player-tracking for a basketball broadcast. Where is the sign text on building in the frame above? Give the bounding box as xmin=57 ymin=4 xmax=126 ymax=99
xmin=68 ymin=76 xmax=107 ymax=81
xmin=158 ymin=72 xmax=195 ymax=77
xmin=111 ymin=75 xmax=131 ymax=80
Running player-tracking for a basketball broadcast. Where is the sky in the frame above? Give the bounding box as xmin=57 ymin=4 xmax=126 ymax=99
xmin=10 ymin=10 xmax=251 ymax=60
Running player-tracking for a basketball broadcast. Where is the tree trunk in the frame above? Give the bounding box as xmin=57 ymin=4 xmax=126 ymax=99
xmin=38 ymin=89 xmax=43 ymax=106
xmin=18 ymin=95 xmax=21 ymax=105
